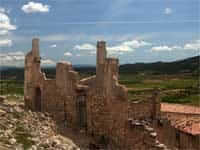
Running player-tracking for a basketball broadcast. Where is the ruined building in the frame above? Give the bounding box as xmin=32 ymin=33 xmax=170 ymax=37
xmin=24 ymin=39 xmax=199 ymax=150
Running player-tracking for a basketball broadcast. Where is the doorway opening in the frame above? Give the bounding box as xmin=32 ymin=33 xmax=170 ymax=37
xmin=76 ymin=94 xmax=87 ymax=130
xmin=35 ymin=87 xmax=42 ymax=111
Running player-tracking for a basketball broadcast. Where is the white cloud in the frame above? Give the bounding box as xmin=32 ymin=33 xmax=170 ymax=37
xmin=74 ymin=43 xmax=96 ymax=50
xmin=22 ymin=2 xmax=50 ymax=13
xmin=122 ymin=40 xmax=151 ymax=48
xmin=0 ymin=39 xmax=12 ymax=47
xmin=0 ymin=7 xmax=11 ymax=14
xmin=151 ymin=46 xmax=172 ymax=51
xmin=64 ymin=52 xmax=72 ymax=56
xmin=0 ymin=51 xmax=55 ymax=66
xmin=0 ymin=12 xmax=16 ymax=32
xmin=73 ymin=40 xmax=151 ymax=56
xmin=41 ymin=59 xmax=55 ymax=65
xmin=0 ymin=7 xmax=5 ymax=13
xmin=0 ymin=9 xmax=16 ymax=44
xmin=184 ymin=40 xmax=200 ymax=51
xmin=7 ymin=51 xmax=25 ymax=61
xmin=0 ymin=30 xmax=8 ymax=35
xmin=107 ymin=40 xmax=151 ymax=54
xmin=76 ymin=54 xmax=81 ymax=57
xmin=151 ymin=40 xmax=200 ymax=52
xmin=151 ymin=46 xmax=181 ymax=52
xmin=0 ymin=51 xmax=25 ymax=66
xmin=108 ymin=45 xmax=132 ymax=52
xmin=164 ymin=8 xmax=172 ymax=15
xmin=7 ymin=51 xmax=24 ymax=56
xmin=89 ymin=51 xmax=96 ymax=55
xmin=50 ymin=44 xmax=57 ymax=48
xmin=12 ymin=55 xmax=25 ymax=61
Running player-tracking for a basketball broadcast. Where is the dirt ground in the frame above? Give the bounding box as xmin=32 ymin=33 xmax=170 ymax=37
xmin=161 ymin=103 xmax=200 ymax=114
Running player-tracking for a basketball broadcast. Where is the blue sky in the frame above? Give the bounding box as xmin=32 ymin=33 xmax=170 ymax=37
xmin=0 ymin=0 xmax=199 ymax=66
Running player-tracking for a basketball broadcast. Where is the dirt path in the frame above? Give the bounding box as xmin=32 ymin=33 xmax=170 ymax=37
xmin=161 ymin=103 xmax=200 ymax=114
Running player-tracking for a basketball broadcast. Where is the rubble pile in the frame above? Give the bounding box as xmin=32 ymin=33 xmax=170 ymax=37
xmin=0 ymin=97 xmax=79 ymax=150
xmin=128 ymin=118 xmax=170 ymax=150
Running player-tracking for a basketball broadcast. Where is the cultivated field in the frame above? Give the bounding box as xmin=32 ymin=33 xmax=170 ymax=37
xmin=119 ymin=73 xmax=199 ymax=106
xmin=0 ymin=72 xmax=199 ymax=106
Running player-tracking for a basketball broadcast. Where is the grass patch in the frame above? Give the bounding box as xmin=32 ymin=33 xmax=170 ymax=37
xmin=162 ymin=94 xmax=199 ymax=105
xmin=127 ymin=89 xmax=154 ymax=101
xmin=120 ymin=73 xmax=199 ymax=105
xmin=6 ymin=95 xmax=24 ymax=102
xmin=121 ymin=78 xmax=197 ymax=90
xmin=163 ymin=79 xmax=197 ymax=90
xmin=0 ymin=80 xmax=24 ymax=95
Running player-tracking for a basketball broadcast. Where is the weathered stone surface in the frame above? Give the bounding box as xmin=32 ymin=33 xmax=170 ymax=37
xmin=0 ymin=96 xmax=5 ymax=103
xmin=0 ymin=99 xmax=79 ymax=150
xmin=23 ymin=38 xmax=199 ymax=150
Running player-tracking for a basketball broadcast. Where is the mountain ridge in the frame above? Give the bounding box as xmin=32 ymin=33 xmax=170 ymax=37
xmin=0 ymin=55 xmax=199 ymax=80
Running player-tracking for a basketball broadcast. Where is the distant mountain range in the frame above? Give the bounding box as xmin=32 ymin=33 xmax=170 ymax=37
xmin=120 ymin=55 xmax=199 ymax=74
xmin=0 ymin=55 xmax=199 ymax=80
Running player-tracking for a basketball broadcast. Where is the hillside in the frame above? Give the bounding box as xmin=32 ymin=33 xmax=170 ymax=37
xmin=120 ymin=55 xmax=199 ymax=74
xmin=0 ymin=55 xmax=199 ymax=80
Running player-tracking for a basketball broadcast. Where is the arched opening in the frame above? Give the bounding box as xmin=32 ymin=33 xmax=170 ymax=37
xmin=35 ymin=87 xmax=42 ymax=111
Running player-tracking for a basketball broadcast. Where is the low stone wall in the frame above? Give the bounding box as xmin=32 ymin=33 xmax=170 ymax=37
xmin=128 ymin=100 xmax=153 ymax=120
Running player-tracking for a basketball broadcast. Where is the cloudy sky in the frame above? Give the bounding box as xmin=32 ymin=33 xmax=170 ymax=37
xmin=0 ymin=0 xmax=199 ymax=66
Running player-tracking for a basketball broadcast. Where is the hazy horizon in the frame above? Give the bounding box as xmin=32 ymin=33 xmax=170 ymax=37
xmin=0 ymin=55 xmax=198 ymax=68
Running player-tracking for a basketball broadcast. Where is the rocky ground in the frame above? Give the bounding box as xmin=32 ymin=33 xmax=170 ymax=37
xmin=0 ymin=95 xmax=199 ymax=150
xmin=0 ymin=96 xmax=80 ymax=150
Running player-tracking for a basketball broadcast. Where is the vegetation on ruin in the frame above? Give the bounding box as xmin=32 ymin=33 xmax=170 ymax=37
xmin=14 ymin=123 xmax=35 ymax=150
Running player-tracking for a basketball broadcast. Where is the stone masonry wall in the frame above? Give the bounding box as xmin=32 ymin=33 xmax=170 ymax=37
xmin=24 ymin=38 xmax=198 ymax=150
xmin=24 ymin=39 xmax=79 ymax=126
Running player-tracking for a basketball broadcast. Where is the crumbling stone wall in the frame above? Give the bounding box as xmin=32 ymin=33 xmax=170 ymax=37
xmin=128 ymin=90 xmax=161 ymax=121
xmin=81 ymin=41 xmax=129 ymax=147
xmin=24 ymin=38 xmax=45 ymax=110
xmin=24 ymin=38 xmax=198 ymax=150
xmin=24 ymin=39 xmax=79 ymax=126
xmin=24 ymin=39 xmax=168 ymax=149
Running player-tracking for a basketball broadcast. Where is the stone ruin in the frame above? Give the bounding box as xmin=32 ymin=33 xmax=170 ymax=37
xmin=24 ymin=38 xmax=199 ymax=150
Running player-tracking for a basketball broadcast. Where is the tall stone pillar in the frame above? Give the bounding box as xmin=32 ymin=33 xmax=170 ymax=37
xmin=24 ymin=38 xmax=41 ymax=110
xmin=32 ymin=38 xmax=40 ymax=58
xmin=151 ymin=89 xmax=161 ymax=121
xmin=96 ymin=41 xmax=107 ymax=89
xmin=96 ymin=41 xmax=107 ymax=67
